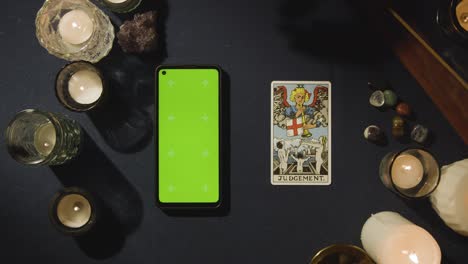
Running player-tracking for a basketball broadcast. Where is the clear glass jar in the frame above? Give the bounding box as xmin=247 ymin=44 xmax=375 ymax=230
xmin=35 ymin=0 xmax=115 ymax=63
xmin=437 ymin=0 xmax=468 ymax=45
xmin=379 ymin=148 xmax=440 ymax=199
xmin=101 ymin=0 xmax=142 ymax=13
xmin=5 ymin=109 xmax=82 ymax=166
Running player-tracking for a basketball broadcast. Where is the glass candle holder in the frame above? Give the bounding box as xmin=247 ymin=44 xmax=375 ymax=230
xmin=56 ymin=61 xmax=106 ymax=111
xmin=437 ymin=0 xmax=468 ymax=45
xmin=5 ymin=109 xmax=82 ymax=166
xmin=379 ymin=148 xmax=440 ymax=199
xmin=35 ymin=0 xmax=115 ymax=63
xmin=49 ymin=187 xmax=97 ymax=236
xmin=310 ymin=244 xmax=374 ymax=264
xmin=101 ymin=0 xmax=142 ymax=13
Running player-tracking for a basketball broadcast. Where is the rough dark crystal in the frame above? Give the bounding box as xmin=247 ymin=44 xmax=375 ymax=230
xmin=117 ymin=11 xmax=158 ymax=53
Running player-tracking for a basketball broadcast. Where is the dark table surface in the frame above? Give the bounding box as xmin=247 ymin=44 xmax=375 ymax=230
xmin=1 ymin=0 xmax=467 ymax=263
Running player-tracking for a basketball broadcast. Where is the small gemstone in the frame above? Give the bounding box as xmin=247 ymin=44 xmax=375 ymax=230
xmin=369 ymin=90 xmax=385 ymax=107
xmin=396 ymin=102 xmax=411 ymax=116
xmin=392 ymin=116 xmax=405 ymax=128
xmin=363 ymin=125 xmax=382 ymax=142
xmin=411 ymin=125 xmax=429 ymax=144
xmin=384 ymin=90 xmax=398 ymax=107
xmin=392 ymin=127 xmax=405 ymax=138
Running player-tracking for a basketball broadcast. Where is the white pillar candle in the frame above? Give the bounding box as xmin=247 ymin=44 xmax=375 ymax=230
xmin=34 ymin=122 xmax=56 ymax=156
xmin=430 ymin=159 xmax=468 ymax=236
xmin=58 ymin=9 xmax=94 ymax=45
xmin=391 ymin=154 xmax=424 ymax=189
xmin=68 ymin=70 xmax=103 ymax=104
xmin=361 ymin=211 xmax=441 ymax=264
xmin=57 ymin=194 xmax=92 ymax=228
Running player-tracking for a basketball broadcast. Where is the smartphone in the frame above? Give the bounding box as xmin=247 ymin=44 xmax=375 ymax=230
xmin=156 ymin=65 xmax=222 ymax=209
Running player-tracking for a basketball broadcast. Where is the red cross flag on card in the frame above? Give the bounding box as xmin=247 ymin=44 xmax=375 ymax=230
xmin=286 ymin=117 xmax=303 ymax=136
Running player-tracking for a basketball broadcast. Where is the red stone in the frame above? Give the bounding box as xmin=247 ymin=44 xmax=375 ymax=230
xmin=396 ymin=102 xmax=411 ymax=116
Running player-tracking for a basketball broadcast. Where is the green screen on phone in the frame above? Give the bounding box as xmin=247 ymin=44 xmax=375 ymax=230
xmin=157 ymin=67 xmax=220 ymax=205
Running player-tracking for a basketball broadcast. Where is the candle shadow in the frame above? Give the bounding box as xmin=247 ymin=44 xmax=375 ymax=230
xmin=87 ymin=102 xmax=153 ymax=154
xmin=161 ymin=70 xmax=231 ymax=217
xmin=276 ymin=0 xmax=391 ymax=64
xmin=50 ymin=130 xmax=144 ymax=259
xmin=86 ymin=0 xmax=168 ymax=153
xmin=88 ymin=41 xmax=157 ymax=154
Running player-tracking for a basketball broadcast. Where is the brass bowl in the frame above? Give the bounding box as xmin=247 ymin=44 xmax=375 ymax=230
xmin=310 ymin=244 xmax=375 ymax=264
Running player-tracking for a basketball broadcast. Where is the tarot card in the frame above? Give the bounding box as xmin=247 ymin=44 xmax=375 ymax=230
xmin=271 ymin=81 xmax=331 ymax=185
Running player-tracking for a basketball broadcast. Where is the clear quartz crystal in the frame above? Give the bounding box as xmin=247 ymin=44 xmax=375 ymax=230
xmin=35 ymin=0 xmax=114 ymax=63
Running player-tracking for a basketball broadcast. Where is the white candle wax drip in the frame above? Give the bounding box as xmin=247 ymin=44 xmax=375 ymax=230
xmin=34 ymin=122 xmax=56 ymax=156
xmin=361 ymin=212 xmax=441 ymax=264
xmin=58 ymin=10 xmax=94 ymax=45
xmin=391 ymin=154 xmax=424 ymax=189
xmin=68 ymin=70 xmax=103 ymax=104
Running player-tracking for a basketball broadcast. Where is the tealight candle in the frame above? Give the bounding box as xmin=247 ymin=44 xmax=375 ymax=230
xmin=36 ymin=0 xmax=114 ymax=62
xmin=49 ymin=188 xmax=97 ymax=235
xmin=361 ymin=211 xmax=441 ymax=264
xmin=430 ymin=159 xmax=468 ymax=236
xmin=57 ymin=193 xmax=92 ymax=228
xmin=101 ymin=0 xmax=142 ymax=13
xmin=391 ymin=154 xmax=424 ymax=189
xmin=58 ymin=10 xmax=94 ymax=45
xmin=456 ymin=0 xmax=468 ymax=31
xmin=379 ymin=148 xmax=440 ymax=199
xmin=56 ymin=61 xmax=105 ymax=111
xmin=34 ymin=122 xmax=56 ymax=156
xmin=68 ymin=70 xmax=103 ymax=105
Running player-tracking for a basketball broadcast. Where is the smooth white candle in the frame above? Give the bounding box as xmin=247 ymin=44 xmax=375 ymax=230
xmin=391 ymin=154 xmax=424 ymax=189
xmin=430 ymin=159 xmax=468 ymax=236
xmin=361 ymin=211 xmax=441 ymax=264
xmin=57 ymin=194 xmax=92 ymax=228
xmin=34 ymin=122 xmax=56 ymax=156
xmin=68 ymin=70 xmax=103 ymax=104
xmin=58 ymin=10 xmax=94 ymax=45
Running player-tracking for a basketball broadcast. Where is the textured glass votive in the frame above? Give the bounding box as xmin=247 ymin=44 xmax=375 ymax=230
xmin=5 ymin=109 xmax=82 ymax=166
xmin=101 ymin=0 xmax=142 ymax=13
xmin=56 ymin=61 xmax=106 ymax=111
xmin=35 ymin=0 xmax=115 ymax=63
xmin=49 ymin=187 xmax=97 ymax=236
xmin=379 ymin=148 xmax=440 ymax=199
xmin=310 ymin=244 xmax=374 ymax=264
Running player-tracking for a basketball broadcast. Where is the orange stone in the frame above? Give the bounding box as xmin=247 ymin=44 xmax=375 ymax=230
xmin=396 ymin=102 xmax=411 ymax=116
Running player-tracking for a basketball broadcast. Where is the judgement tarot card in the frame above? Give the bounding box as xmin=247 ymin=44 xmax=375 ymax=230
xmin=271 ymin=81 xmax=331 ymax=185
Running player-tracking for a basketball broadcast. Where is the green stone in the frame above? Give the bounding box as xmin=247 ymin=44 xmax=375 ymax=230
xmin=383 ymin=90 xmax=398 ymax=107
